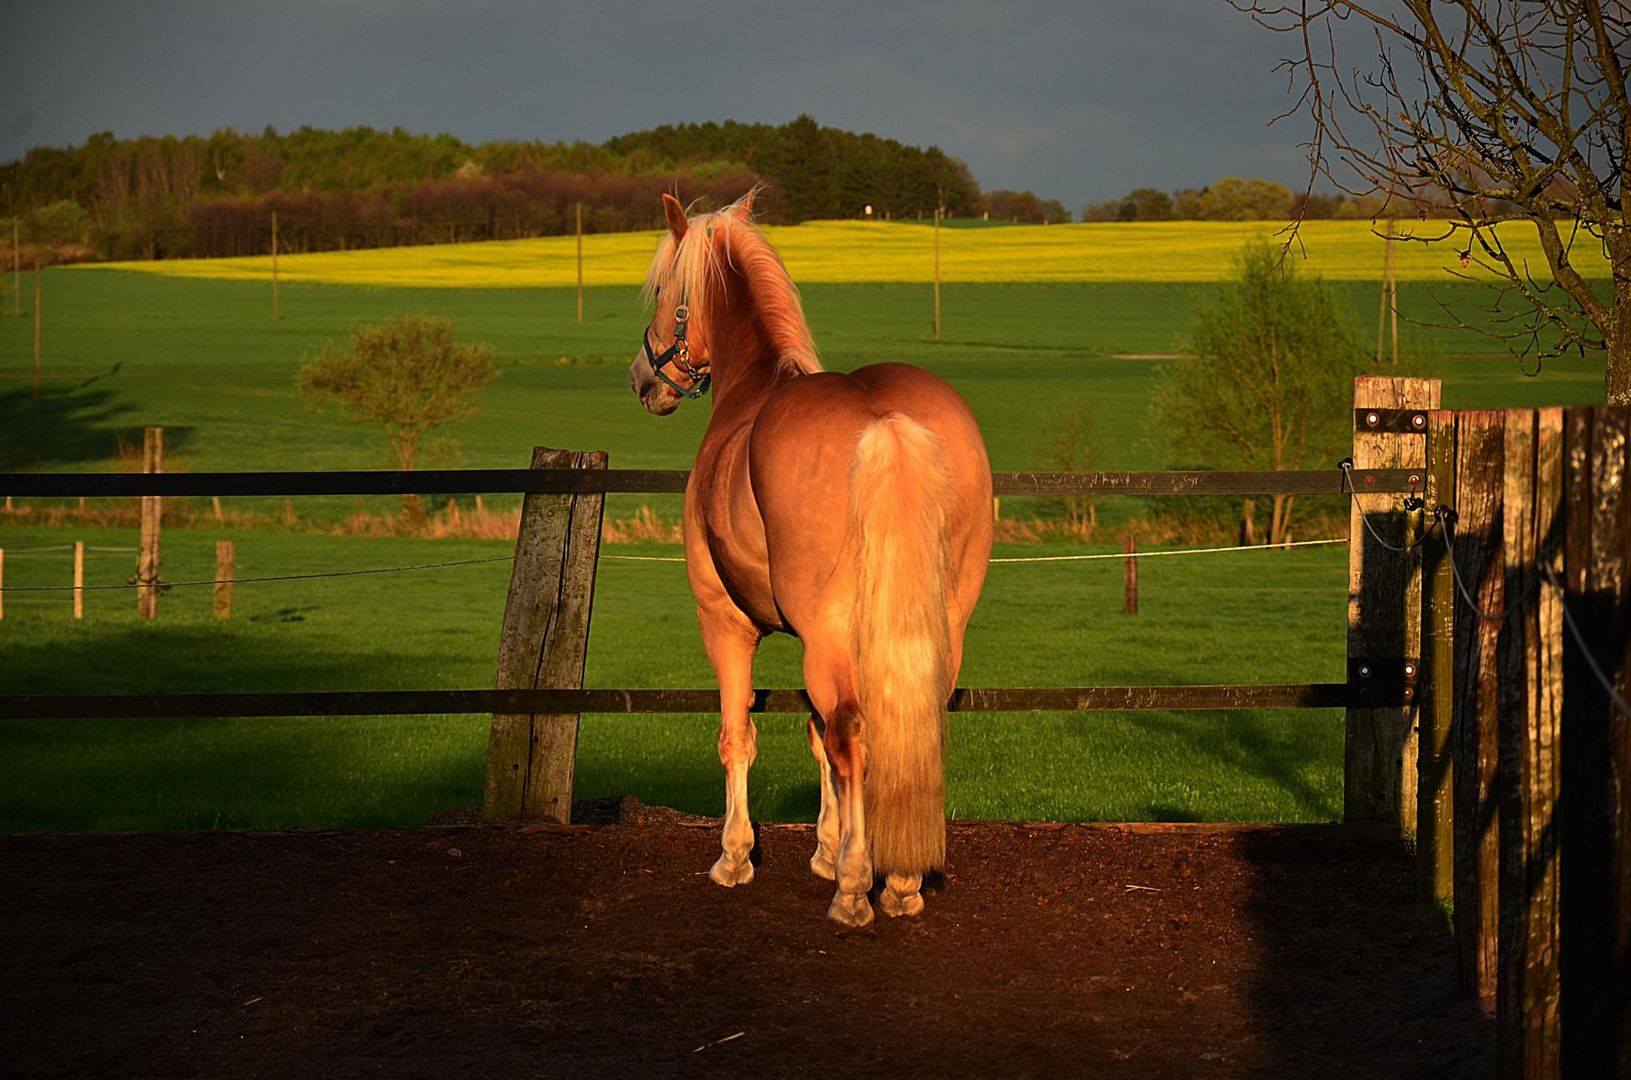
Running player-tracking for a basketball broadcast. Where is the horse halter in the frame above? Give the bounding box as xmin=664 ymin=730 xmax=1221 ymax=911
xmin=643 ymin=294 xmax=711 ymax=399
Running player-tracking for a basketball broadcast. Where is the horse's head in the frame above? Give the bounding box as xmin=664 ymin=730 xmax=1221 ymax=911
xmin=630 ymin=192 xmax=754 ymax=414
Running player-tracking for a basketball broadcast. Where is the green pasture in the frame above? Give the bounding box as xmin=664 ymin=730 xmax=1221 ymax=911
xmin=0 ymin=268 xmax=1607 ymax=521
xmin=0 ymin=266 xmax=1611 ymax=831
xmin=0 ymin=524 xmax=1350 ymax=830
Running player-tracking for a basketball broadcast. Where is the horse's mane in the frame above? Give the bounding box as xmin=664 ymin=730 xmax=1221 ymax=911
xmin=641 ymin=190 xmax=823 ymax=376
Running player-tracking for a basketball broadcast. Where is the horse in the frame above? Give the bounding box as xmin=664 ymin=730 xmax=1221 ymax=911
xmin=628 ymin=190 xmax=993 ymax=927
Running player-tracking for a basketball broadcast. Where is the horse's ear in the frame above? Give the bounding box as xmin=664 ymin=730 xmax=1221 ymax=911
xmin=662 ymin=194 xmax=688 ymax=240
xmin=731 ymin=189 xmax=755 ymax=222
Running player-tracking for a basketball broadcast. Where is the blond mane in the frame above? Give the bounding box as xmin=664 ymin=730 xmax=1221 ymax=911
xmin=641 ymin=191 xmax=823 ymax=376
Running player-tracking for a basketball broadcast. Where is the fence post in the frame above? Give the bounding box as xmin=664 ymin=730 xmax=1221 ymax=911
xmin=1417 ymin=409 xmax=1456 ymax=907
xmin=0 ymin=547 xmax=5 ymax=621
xmin=214 ymin=540 xmax=235 ymax=621
xmin=484 ymin=447 xmax=607 ymax=824
xmin=136 ymin=427 xmax=163 ymax=620
xmin=1123 ymin=532 xmax=1138 ymax=615
xmin=1494 ymin=408 xmax=1565 ymax=1076
xmin=1346 ymin=375 xmax=1439 ymax=826
xmin=1559 ymin=406 xmax=1631 ymax=1077
xmin=1449 ymin=410 xmax=1505 ymax=1005
xmin=73 ymin=541 xmax=84 ymax=621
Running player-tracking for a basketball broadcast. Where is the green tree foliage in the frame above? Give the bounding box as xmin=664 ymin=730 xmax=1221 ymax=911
xmin=0 ymin=118 xmax=985 ymax=260
xmin=1083 ymin=177 xmax=1391 ymax=223
xmin=1153 ymin=243 xmax=1366 ymax=545
xmin=31 ymin=200 xmax=91 ymax=247
xmin=1173 ymin=177 xmax=1294 ymax=221
xmin=986 ymin=189 xmax=1072 ymax=224
xmin=298 ymin=316 xmax=496 ymax=518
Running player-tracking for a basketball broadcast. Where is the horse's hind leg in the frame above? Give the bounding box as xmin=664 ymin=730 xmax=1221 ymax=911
xmin=806 ymin=715 xmax=839 ymax=881
xmin=822 ymin=699 xmax=873 ymax=927
xmin=879 ymin=872 xmax=925 ymax=917
xmin=700 ymin=608 xmax=760 ymax=887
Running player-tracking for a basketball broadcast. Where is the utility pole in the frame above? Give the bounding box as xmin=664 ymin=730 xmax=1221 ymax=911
xmin=1376 ymin=219 xmax=1398 ymax=367
xmin=271 ymin=211 xmax=280 ymax=321
xmin=575 ymin=202 xmax=584 ymax=323
xmin=933 ymin=200 xmax=943 ymax=342
xmin=32 ymin=261 xmax=41 ymax=398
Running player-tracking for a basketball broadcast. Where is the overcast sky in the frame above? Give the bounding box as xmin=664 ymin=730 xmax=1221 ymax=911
xmin=2 ymin=0 xmax=1332 ymax=211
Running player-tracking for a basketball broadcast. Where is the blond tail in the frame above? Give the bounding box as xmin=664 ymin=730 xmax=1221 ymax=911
xmin=849 ymin=414 xmax=954 ymax=875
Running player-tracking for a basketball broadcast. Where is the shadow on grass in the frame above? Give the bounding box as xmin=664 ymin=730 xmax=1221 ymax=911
xmin=0 ymin=378 xmax=194 ymax=471
xmin=1121 ymin=709 xmax=1341 ymax=821
xmin=1 ymin=624 xmax=488 ymax=831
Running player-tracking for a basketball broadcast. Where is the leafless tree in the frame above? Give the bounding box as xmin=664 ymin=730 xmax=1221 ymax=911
xmin=1236 ymin=1 xmax=1631 ymax=401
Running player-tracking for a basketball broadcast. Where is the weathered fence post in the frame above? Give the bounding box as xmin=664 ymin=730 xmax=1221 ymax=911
xmin=73 ymin=540 xmax=84 ymax=621
xmin=1347 ymin=375 xmax=1439 ymax=826
xmin=1559 ymin=406 xmax=1631 ymax=1078
xmin=483 ymin=448 xmax=607 ymax=824
xmin=1450 ymin=410 xmax=1504 ymax=1005
xmin=1123 ymin=532 xmax=1137 ymax=615
xmin=1494 ymin=407 xmax=1565 ymax=1077
xmin=1417 ymin=409 xmax=1456 ymax=907
xmin=136 ymin=426 xmax=163 ymax=620
xmin=214 ymin=540 xmax=235 ymax=621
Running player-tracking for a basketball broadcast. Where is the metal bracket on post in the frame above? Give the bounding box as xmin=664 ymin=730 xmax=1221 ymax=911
xmin=1355 ymin=408 xmax=1432 ymax=435
xmin=1346 ymin=656 xmax=1420 ymax=708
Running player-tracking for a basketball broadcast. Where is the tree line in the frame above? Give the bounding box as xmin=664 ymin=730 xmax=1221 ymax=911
xmin=1081 ymin=176 xmax=1400 ymax=223
xmin=0 ymin=118 xmax=984 ymax=261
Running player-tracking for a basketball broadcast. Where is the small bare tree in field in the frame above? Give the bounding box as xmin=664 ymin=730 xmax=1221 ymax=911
xmin=1236 ymin=0 xmax=1631 ymax=401
xmin=298 ymin=315 xmax=495 ymax=519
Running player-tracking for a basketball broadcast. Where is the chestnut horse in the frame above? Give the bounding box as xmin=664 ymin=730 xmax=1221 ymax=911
xmin=629 ymin=191 xmax=992 ymax=927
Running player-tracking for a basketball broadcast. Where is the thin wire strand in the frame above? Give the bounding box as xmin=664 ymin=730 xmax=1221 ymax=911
xmin=1341 ymin=461 xmax=1435 ymax=553
xmin=988 ymin=538 xmax=1347 ymax=563
xmin=1439 ymin=514 xmax=1536 ymax=623
xmin=0 ymin=554 xmax=514 ymax=592
xmin=1539 ymin=563 xmax=1631 ymax=721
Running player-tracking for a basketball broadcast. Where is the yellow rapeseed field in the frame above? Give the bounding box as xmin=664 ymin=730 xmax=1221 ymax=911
xmin=94 ymin=218 xmax=1610 ymax=288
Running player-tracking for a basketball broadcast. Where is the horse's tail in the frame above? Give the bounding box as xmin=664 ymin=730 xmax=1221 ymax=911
xmin=849 ymin=413 xmax=954 ymax=876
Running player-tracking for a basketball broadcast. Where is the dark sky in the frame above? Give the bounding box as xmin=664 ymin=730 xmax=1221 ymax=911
xmin=1 ymin=0 xmax=1330 ymax=211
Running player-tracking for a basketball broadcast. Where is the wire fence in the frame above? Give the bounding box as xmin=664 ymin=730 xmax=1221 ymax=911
xmin=0 ymin=537 xmax=1350 ymax=591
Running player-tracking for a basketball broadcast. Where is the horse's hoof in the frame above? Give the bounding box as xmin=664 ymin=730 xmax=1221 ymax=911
xmin=827 ymin=891 xmax=874 ymax=928
xmin=878 ymin=886 xmax=925 ymax=918
xmin=709 ymin=854 xmax=754 ymax=887
xmin=809 ymin=850 xmax=837 ymax=881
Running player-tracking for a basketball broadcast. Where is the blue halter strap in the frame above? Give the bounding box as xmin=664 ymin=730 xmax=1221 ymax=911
xmin=642 ymin=299 xmax=710 ymax=399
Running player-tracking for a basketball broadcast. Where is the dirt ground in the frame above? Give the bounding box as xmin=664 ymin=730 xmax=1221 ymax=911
xmin=2 ymin=803 xmax=1493 ymax=1079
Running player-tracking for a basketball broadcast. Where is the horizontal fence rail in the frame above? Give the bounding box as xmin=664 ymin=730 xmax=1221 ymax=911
xmin=0 ymin=681 xmax=1412 ymax=720
xmin=0 ymin=467 xmax=1421 ymax=499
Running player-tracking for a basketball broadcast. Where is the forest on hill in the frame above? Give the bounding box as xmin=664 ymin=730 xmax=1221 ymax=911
xmin=1 ymin=115 xmax=1394 ymax=265
xmin=0 ymin=117 xmax=984 ymax=261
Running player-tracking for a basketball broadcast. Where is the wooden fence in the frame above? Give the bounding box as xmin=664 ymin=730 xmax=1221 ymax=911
xmin=1418 ymin=405 xmax=1631 ymax=1077
xmin=3 ymin=376 xmax=1628 ymax=1073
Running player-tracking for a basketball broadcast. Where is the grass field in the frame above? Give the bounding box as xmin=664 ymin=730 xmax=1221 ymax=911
xmin=0 ymin=219 xmax=1614 ymax=831
xmin=0 ymin=524 xmax=1349 ymax=830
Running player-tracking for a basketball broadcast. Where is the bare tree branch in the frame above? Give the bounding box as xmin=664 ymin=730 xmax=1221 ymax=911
xmin=1235 ymin=0 xmax=1631 ymax=400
